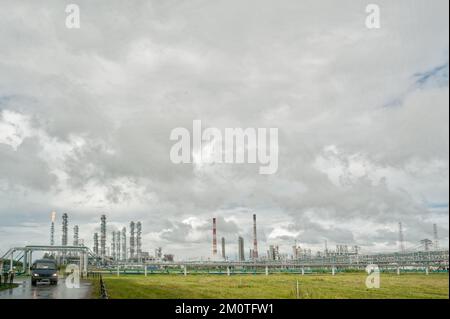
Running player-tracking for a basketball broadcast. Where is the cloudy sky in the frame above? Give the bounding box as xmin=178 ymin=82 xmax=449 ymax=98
xmin=0 ymin=0 xmax=448 ymax=259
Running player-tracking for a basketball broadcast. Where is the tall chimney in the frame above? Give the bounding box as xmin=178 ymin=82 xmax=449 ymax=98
xmin=253 ymin=214 xmax=258 ymax=259
xmin=221 ymin=237 xmax=226 ymax=260
xmin=212 ymin=218 xmax=217 ymax=256
xmin=238 ymin=236 xmax=245 ymax=261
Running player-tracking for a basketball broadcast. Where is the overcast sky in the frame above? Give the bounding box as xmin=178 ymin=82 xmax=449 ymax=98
xmin=0 ymin=0 xmax=448 ymax=259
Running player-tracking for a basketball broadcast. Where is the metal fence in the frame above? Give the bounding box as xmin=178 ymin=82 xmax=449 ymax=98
xmin=87 ymin=271 xmax=108 ymax=299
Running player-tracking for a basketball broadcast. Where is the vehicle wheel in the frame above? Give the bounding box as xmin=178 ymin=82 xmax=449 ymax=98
xmin=31 ymin=280 xmax=36 ymax=286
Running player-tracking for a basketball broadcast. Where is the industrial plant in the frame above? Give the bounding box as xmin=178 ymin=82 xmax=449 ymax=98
xmin=0 ymin=211 xmax=448 ymax=277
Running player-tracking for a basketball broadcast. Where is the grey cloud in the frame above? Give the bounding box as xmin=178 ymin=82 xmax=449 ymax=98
xmin=0 ymin=138 xmax=57 ymax=191
xmin=0 ymin=0 xmax=448 ymax=257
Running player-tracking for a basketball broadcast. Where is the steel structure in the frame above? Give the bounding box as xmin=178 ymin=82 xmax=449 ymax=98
xmin=62 ymin=213 xmax=68 ymax=246
xmin=100 ymin=215 xmax=106 ymax=260
xmin=121 ymin=227 xmax=127 ymax=261
xmin=140 ymin=250 xmax=449 ymax=270
xmin=116 ymin=231 xmax=121 ymax=261
xmin=130 ymin=222 xmax=135 ymax=260
xmin=93 ymin=232 xmax=99 ymax=255
xmin=433 ymin=224 xmax=439 ymax=250
xmin=420 ymin=239 xmax=433 ymax=252
xmin=50 ymin=211 xmax=56 ymax=246
xmin=0 ymin=245 xmax=98 ymax=275
xmin=73 ymin=225 xmax=79 ymax=246
xmin=111 ymin=231 xmax=116 ymax=260
xmin=136 ymin=222 xmax=142 ymax=262
xmin=1 ymin=245 xmax=447 ymax=277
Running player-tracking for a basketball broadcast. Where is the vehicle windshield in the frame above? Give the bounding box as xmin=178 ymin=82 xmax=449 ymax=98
xmin=34 ymin=262 xmax=56 ymax=270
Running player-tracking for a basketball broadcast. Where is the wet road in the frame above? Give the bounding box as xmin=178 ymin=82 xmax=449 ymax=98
xmin=0 ymin=277 xmax=92 ymax=299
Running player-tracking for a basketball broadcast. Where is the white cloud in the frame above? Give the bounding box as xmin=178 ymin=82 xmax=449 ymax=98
xmin=0 ymin=110 xmax=33 ymax=150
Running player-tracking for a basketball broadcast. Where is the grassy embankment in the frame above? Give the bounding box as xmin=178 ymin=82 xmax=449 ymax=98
xmin=91 ymin=272 xmax=449 ymax=299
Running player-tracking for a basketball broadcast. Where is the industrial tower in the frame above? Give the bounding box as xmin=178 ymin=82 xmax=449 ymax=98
xmin=238 ymin=236 xmax=245 ymax=261
xmin=433 ymin=224 xmax=439 ymax=250
xmin=73 ymin=225 xmax=79 ymax=246
xmin=50 ymin=211 xmax=56 ymax=246
xmin=116 ymin=231 xmax=121 ymax=261
xmin=252 ymin=214 xmax=258 ymax=259
xmin=112 ymin=231 xmax=116 ymax=260
xmin=93 ymin=232 xmax=99 ymax=255
xmin=212 ymin=218 xmax=217 ymax=256
xmin=130 ymin=221 xmax=135 ymax=259
xmin=62 ymin=213 xmax=68 ymax=246
xmin=136 ymin=221 xmax=142 ymax=262
xmin=121 ymin=227 xmax=127 ymax=261
xmin=221 ymin=237 xmax=226 ymax=260
xmin=100 ymin=215 xmax=106 ymax=260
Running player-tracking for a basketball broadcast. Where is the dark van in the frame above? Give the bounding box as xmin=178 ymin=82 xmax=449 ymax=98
xmin=31 ymin=259 xmax=58 ymax=285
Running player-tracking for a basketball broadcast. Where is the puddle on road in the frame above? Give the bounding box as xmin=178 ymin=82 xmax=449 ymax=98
xmin=0 ymin=278 xmax=92 ymax=299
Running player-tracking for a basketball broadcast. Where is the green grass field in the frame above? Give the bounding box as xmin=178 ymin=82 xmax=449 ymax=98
xmin=94 ymin=273 xmax=449 ymax=299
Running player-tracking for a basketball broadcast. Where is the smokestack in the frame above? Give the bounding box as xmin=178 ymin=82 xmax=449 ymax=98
xmin=253 ymin=214 xmax=258 ymax=259
xmin=50 ymin=211 xmax=56 ymax=246
xmin=238 ymin=236 xmax=245 ymax=261
xmin=212 ymin=218 xmax=217 ymax=256
xmin=221 ymin=237 xmax=226 ymax=260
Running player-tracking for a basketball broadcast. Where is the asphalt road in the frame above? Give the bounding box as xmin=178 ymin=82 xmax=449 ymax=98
xmin=0 ymin=277 xmax=93 ymax=299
